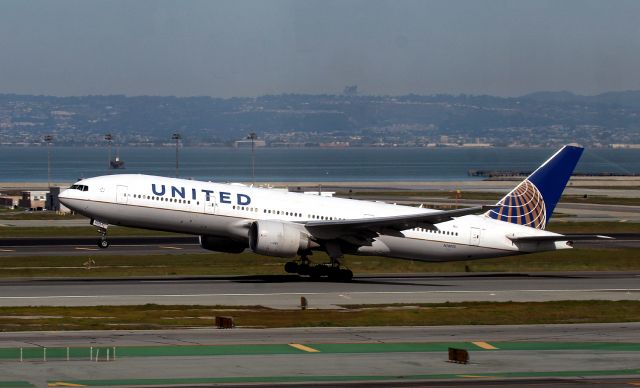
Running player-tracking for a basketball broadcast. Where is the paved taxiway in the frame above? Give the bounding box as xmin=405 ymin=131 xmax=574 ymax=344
xmin=0 ymin=233 xmax=638 ymax=256
xmin=1 ymin=272 xmax=639 ymax=308
xmin=1 ymin=324 xmax=639 ymax=387
xmin=3 ymin=323 xmax=640 ymax=347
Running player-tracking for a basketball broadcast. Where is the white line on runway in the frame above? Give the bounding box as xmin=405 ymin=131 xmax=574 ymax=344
xmin=0 ymin=249 xmax=15 ymax=252
xmin=1 ymin=289 xmax=639 ymax=300
xmin=75 ymin=247 xmax=99 ymax=251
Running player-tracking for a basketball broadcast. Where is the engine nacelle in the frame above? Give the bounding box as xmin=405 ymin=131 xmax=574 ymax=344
xmin=249 ymin=220 xmax=312 ymax=258
xmin=199 ymin=235 xmax=247 ymax=254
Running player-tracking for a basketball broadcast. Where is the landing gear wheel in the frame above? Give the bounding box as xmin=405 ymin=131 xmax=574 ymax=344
xmin=95 ymin=223 xmax=110 ymax=249
xmin=284 ymin=261 xmax=299 ymax=274
xmin=297 ymin=263 xmax=311 ymax=276
xmin=338 ymin=269 xmax=353 ymax=282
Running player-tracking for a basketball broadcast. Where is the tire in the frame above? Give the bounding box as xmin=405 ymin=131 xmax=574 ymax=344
xmin=297 ymin=264 xmax=310 ymax=276
xmin=284 ymin=262 xmax=298 ymax=274
xmin=339 ymin=269 xmax=354 ymax=282
xmin=309 ymin=266 xmax=322 ymax=279
xmin=98 ymin=239 xmax=109 ymax=249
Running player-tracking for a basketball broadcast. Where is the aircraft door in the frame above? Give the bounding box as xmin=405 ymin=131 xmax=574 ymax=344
xmin=470 ymin=227 xmax=481 ymax=246
xmin=204 ymin=196 xmax=217 ymax=215
xmin=116 ymin=185 xmax=128 ymax=204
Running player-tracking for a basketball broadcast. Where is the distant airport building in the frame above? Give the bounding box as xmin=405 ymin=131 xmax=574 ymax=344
xmin=18 ymin=191 xmax=47 ymax=210
xmin=234 ymin=139 xmax=266 ymax=148
xmin=0 ymin=195 xmax=19 ymax=208
xmin=611 ymin=144 xmax=640 ymax=149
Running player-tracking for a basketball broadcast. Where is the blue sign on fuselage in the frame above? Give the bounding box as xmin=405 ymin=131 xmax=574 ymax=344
xmin=151 ymin=184 xmax=251 ymax=205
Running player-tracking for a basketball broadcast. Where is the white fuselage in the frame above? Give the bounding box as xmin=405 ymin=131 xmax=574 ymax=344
xmin=59 ymin=174 xmax=570 ymax=262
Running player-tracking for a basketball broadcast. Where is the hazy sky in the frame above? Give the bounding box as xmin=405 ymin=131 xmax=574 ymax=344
xmin=1 ymin=0 xmax=639 ymax=97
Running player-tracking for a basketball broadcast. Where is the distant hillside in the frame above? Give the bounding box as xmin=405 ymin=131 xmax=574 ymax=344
xmin=1 ymin=91 xmax=639 ymax=147
xmin=521 ymin=90 xmax=640 ymax=108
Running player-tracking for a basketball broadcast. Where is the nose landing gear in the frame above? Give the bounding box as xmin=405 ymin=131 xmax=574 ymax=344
xmin=91 ymin=219 xmax=110 ymax=249
xmin=97 ymin=232 xmax=109 ymax=249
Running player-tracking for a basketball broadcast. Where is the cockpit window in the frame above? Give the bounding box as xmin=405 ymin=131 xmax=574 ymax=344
xmin=70 ymin=184 xmax=89 ymax=191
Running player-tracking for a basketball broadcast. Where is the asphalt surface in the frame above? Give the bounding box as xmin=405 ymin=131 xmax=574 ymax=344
xmin=3 ymin=323 xmax=640 ymax=347
xmin=1 ymin=272 xmax=639 ymax=308
xmin=1 ymin=325 xmax=640 ymax=387
xmin=0 ymin=233 xmax=637 ymax=257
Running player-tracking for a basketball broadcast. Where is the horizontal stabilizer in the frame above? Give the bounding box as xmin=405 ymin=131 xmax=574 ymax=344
xmin=507 ymin=234 xmax=613 ymax=243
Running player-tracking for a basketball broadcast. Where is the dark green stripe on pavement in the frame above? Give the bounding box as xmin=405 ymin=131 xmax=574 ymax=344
xmin=1 ymin=341 xmax=639 ymax=361
xmin=0 ymin=382 xmax=34 ymax=388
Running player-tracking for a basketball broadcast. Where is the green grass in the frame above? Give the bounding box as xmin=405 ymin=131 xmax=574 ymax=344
xmin=0 ymin=249 xmax=638 ymax=278
xmin=0 ymin=300 xmax=638 ymax=331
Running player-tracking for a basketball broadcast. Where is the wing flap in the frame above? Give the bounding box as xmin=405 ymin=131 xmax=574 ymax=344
xmin=507 ymin=234 xmax=613 ymax=243
xmin=305 ymin=206 xmax=487 ymax=240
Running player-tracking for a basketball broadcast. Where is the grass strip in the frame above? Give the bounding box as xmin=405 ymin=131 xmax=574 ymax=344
xmin=0 ymin=300 xmax=639 ymax=332
xmin=0 ymin=248 xmax=638 ymax=278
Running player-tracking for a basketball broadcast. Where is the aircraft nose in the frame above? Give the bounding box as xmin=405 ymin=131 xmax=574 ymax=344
xmin=58 ymin=189 xmax=70 ymax=205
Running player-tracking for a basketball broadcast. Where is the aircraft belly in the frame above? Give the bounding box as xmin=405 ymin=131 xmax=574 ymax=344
xmin=372 ymin=235 xmax=515 ymax=262
xmin=80 ymin=201 xmax=246 ymax=237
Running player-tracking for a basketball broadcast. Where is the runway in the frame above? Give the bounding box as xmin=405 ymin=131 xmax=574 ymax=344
xmin=0 ymin=236 xmax=203 ymax=256
xmin=1 ymin=324 xmax=639 ymax=387
xmin=1 ymin=272 xmax=639 ymax=308
xmin=0 ymin=233 xmax=638 ymax=256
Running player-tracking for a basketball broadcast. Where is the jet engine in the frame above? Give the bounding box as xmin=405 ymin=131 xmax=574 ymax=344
xmin=249 ymin=220 xmax=314 ymax=258
xmin=199 ymin=235 xmax=247 ymax=254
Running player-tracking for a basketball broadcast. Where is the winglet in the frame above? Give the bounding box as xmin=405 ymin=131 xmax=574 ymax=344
xmin=485 ymin=145 xmax=584 ymax=230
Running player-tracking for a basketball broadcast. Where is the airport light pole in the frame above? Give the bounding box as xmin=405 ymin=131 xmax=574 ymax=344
xmin=105 ymin=133 xmax=113 ymax=171
xmin=172 ymin=133 xmax=181 ymax=177
xmin=247 ymin=132 xmax=257 ymax=185
xmin=44 ymin=134 xmax=53 ymax=188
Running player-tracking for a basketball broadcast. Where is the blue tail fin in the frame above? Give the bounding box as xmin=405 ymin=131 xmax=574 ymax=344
xmin=485 ymin=144 xmax=584 ymax=229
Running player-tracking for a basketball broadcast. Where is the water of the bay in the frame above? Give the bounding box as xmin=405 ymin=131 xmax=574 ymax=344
xmin=0 ymin=146 xmax=638 ymax=183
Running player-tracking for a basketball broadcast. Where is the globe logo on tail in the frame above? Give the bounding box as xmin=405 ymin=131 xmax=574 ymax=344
xmin=486 ymin=180 xmax=546 ymax=229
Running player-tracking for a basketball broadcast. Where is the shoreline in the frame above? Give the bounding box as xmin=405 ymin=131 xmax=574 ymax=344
xmin=2 ymin=176 xmax=640 ymax=192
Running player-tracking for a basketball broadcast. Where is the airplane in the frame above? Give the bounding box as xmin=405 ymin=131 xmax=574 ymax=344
xmin=59 ymin=144 xmax=609 ymax=281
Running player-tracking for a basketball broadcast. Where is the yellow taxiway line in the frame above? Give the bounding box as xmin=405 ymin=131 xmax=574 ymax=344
xmin=472 ymin=341 xmax=498 ymax=350
xmin=289 ymin=343 xmax=320 ymax=353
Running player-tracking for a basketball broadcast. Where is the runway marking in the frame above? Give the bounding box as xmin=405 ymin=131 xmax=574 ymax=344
xmin=74 ymin=247 xmax=98 ymax=251
xmin=0 ymin=248 xmax=15 ymax=252
xmin=473 ymin=341 xmax=498 ymax=350
xmin=289 ymin=343 xmax=320 ymax=353
xmin=48 ymin=383 xmax=87 ymax=387
xmin=1 ymin=289 xmax=640 ymax=300
xmin=160 ymin=246 xmax=183 ymax=250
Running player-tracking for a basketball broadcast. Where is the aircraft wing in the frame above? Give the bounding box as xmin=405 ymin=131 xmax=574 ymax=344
xmin=304 ymin=206 xmax=488 ymax=241
xmin=507 ymin=234 xmax=613 ymax=243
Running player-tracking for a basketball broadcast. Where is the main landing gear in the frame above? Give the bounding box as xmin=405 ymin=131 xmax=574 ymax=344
xmin=284 ymin=258 xmax=354 ymax=282
xmin=284 ymin=242 xmax=353 ymax=282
